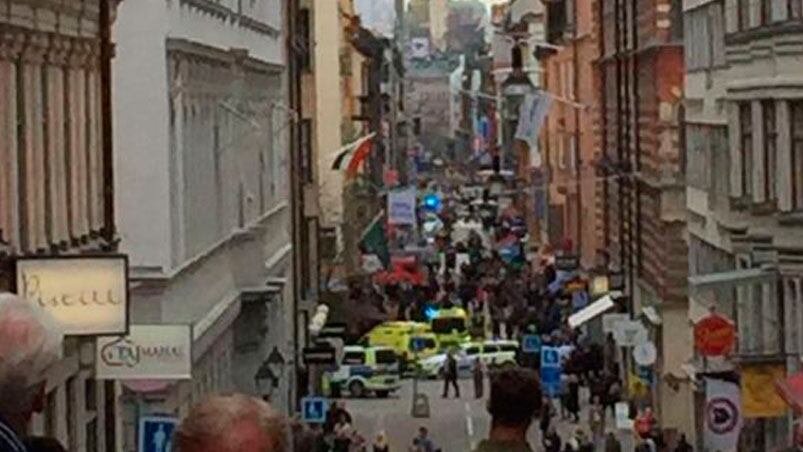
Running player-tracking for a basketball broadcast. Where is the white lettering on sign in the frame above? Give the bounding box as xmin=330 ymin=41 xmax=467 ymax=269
xmin=16 ymin=257 xmax=128 ymax=335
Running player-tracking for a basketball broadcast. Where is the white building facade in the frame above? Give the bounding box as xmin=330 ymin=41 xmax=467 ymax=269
xmin=685 ymin=0 xmax=803 ymax=448
xmin=113 ymin=0 xmax=295 ymax=449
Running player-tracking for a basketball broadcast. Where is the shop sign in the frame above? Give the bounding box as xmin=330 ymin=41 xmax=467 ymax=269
xmin=614 ymin=320 xmax=648 ymax=347
xmin=16 ymin=255 xmax=129 ymax=336
xmin=96 ymin=325 xmax=192 ymax=380
xmin=633 ymin=341 xmax=657 ymax=366
xmin=694 ymin=313 xmax=735 ymax=357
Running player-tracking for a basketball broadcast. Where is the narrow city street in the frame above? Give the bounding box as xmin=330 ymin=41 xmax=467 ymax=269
xmin=346 ymin=379 xmax=634 ymax=452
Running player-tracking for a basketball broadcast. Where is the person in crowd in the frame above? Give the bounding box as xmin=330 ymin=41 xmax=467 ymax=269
xmin=22 ymin=437 xmax=67 ymax=452
xmin=0 ymin=293 xmax=64 ymax=452
xmin=442 ymin=351 xmax=460 ymax=398
xmin=372 ymin=431 xmax=389 ymax=452
xmin=412 ymin=426 xmax=435 ymax=452
xmin=473 ymin=367 xmax=542 ymax=452
xmin=333 ymin=413 xmax=355 ymax=452
xmin=566 ymin=374 xmax=581 ymax=423
xmin=563 ymin=428 xmax=592 ymax=452
xmin=674 ymin=433 xmax=693 ymax=452
xmin=588 ymin=395 xmax=606 ymax=446
xmin=604 ymin=376 xmax=622 ymax=418
xmin=174 ymin=394 xmax=286 ymax=452
xmin=539 ymin=396 xmax=556 ymax=439
xmin=542 ymin=425 xmax=562 ymax=452
xmin=473 ymin=358 xmax=485 ymax=399
xmin=603 ymin=432 xmax=622 ymax=452
xmin=634 ymin=407 xmax=657 ymax=440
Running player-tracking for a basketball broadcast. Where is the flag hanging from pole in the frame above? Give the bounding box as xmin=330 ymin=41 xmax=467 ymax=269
xmin=515 ymin=91 xmax=552 ymax=156
xmin=345 ymin=138 xmax=373 ymax=178
xmin=704 ymin=378 xmax=742 ymax=452
xmin=331 ymin=133 xmax=375 ymax=171
xmin=360 ymin=214 xmax=390 ymax=268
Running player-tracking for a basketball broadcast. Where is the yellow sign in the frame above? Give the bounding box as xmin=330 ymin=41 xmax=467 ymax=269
xmin=628 ymin=372 xmax=648 ymax=398
xmin=741 ymin=363 xmax=787 ymax=418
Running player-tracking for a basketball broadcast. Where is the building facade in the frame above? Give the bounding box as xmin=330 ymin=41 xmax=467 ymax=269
xmin=0 ymin=0 xmax=122 ymax=450
xmin=542 ymin=0 xmax=599 ymax=266
xmin=113 ymin=0 xmax=295 ymax=449
xmin=685 ymin=0 xmax=803 ymax=448
xmin=595 ymin=0 xmax=690 ymax=437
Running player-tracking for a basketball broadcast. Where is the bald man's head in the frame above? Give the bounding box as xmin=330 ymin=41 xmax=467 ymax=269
xmin=175 ymin=395 xmax=287 ymax=452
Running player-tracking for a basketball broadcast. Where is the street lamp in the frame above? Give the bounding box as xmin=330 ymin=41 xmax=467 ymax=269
xmin=255 ymin=347 xmax=286 ymax=402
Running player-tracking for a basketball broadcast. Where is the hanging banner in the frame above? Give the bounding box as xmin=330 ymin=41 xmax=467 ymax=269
xmin=704 ymin=378 xmax=742 ymax=452
xmin=741 ymin=363 xmax=787 ymax=418
xmin=514 ymin=91 xmax=552 ymax=153
xmin=388 ymin=188 xmax=417 ymax=225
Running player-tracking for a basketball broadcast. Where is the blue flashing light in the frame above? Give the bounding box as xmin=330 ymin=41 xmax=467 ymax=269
xmin=423 ymin=194 xmax=441 ymax=211
xmin=424 ymin=305 xmax=439 ymax=321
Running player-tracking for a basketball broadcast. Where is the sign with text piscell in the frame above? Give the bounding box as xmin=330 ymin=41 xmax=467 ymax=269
xmin=16 ymin=256 xmax=129 ymax=335
xmin=96 ymin=325 xmax=192 ymax=380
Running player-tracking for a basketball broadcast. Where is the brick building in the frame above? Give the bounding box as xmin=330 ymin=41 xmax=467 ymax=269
xmin=542 ymin=0 xmax=600 ymax=267
xmin=594 ymin=0 xmax=690 ymax=435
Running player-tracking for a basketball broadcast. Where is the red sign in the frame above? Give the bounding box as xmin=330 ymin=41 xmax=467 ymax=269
xmin=694 ymin=313 xmax=736 ymax=357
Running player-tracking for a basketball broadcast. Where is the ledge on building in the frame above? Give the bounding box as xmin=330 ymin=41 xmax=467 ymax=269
xmin=725 ymin=21 xmax=803 ymax=46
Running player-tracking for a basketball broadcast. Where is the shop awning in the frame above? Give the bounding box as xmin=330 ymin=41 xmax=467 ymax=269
xmin=568 ymin=294 xmax=616 ymax=329
xmin=775 ymin=371 xmax=803 ymax=413
xmin=688 ymin=268 xmax=775 ymax=295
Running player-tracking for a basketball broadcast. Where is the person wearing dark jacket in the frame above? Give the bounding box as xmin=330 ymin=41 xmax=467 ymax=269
xmin=603 ymin=433 xmax=622 ymax=452
xmin=541 ymin=426 xmax=562 ymax=452
xmin=442 ymin=352 xmax=460 ymax=398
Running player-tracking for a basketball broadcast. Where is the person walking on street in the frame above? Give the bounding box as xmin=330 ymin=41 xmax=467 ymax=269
xmin=473 ymin=368 xmax=542 ymax=452
xmin=539 ymin=397 xmax=556 ymax=438
xmin=412 ymin=427 xmax=435 ymax=452
xmin=674 ymin=434 xmax=692 ymax=452
xmin=373 ymin=431 xmax=389 ymax=452
xmin=567 ymin=375 xmax=581 ymax=423
xmin=442 ymin=351 xmax=460 ymax=398
xmin=542 ymin=426 xmax=562 ymax=452
xmin=603 ymin=433 xmax=622 ymax=452
xmin=588 ymin=395 xmax=606 ymax=446
xmin=473 ymin=358 xmax=485 ymax=399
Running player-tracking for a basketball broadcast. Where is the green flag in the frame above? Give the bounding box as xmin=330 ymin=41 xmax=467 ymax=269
xmin=360 ymin=217 xmax=390 ymax=268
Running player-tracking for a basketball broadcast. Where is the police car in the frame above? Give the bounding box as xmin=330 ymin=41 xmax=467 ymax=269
xmin=418 ymin=340 xmax=519 ymax=379
xmin=328 ymin=346 xmax=401 ymax=398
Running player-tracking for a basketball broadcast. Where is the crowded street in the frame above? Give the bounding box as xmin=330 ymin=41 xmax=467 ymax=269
xmin=4 ymin=0 xmax=803 ymax=451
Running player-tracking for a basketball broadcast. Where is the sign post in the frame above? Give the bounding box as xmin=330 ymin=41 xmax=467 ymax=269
xmin=301 ymin=397 xmax=329 ymax=423
xmin=540 ymin=346 xmax=562 ymax=398
xmin=138 ymin=416 xmax=178 ymax=452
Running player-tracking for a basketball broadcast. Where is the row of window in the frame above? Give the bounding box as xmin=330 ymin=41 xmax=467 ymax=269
xmin=737 ymin=100 xmax=803 ymax=209
xmin=736 ymin=0 xmax=803 ymax=31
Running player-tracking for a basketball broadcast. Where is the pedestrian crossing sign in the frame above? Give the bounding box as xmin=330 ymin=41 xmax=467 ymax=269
xmin=138 ymin=416 xmax=178 ymax=452
xmin=302 ymin=397 xmax=329 ymax=423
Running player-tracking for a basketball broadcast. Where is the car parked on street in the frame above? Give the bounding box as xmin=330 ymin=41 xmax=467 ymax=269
xmin=417 ymin=340 xmax=519 ymax=379
xmin=327 ymin=346 xmax=401 ymax=398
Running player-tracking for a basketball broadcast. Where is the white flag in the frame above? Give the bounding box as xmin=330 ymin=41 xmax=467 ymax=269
xmin=704 ymin=378 xmax=742 ymax=452
xmin=515 ymin=92 xmax=552 ymax=154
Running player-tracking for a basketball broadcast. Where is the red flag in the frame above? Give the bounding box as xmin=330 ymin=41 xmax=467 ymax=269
xmin=345 ymin=137 xmax=373 ymax=178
